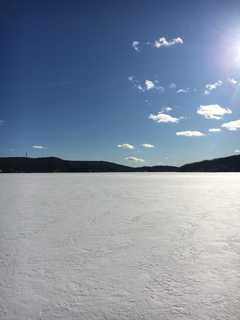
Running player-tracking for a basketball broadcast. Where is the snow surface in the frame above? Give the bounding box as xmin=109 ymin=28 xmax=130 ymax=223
xmin=0 ymin=173 xmax=240 ymax=320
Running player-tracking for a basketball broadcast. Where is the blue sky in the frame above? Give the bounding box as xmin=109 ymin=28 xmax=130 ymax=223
xmin=1 ymin=0 xmax=240 ymax=166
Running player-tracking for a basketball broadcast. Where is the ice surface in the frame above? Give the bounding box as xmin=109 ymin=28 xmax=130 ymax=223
xmin=0 ymin=173 xmax=240 ymax=320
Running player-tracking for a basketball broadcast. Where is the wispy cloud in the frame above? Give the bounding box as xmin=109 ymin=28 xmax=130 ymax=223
xmin=162 ymin=106 xmax=173 ymax=112
xmin=197 ymin=104 xmax=232 ymax=120
xmin=154 ymin=37 xmax=184 ymax=48
xmin=132 ymin=41 xmax=140 ymax=52
xmin=128 ymin=76 xmax=164 ymax=93
xmin=203 ymin=78 xmax=239 ymax=94
xmin=228 ymin=78 xmax=239 ymax=85
xmin=132 ymin=36 xmax=183 ymax=51
xmin=222 ymin=119 xmax=240 ymax=131
xmin=208 ymin=128 xmax=221 ymax=133
xmin=176 ymin=88 xmax=189 ymax=94
xmin=141 ymin=144 xmax=155 ymax=148
xmin=149 ymin=112 xmax=180 ymax=123
xmin=32 ymin=145 xmax=47 ymax=149
xmin=125 ymin=156 xmax=145 ymax=163
xmin=234 ymin=149 xmax=240 ymax=153
xmin=204 ymin=80 xmax=223 ymax=95
xmin=169 ymin=83 xmax=177 ymax=89
xmin=117 ymin=143 xmax=135 ymax=149
xmin=176 ymin=131 xmax=205 ymax=137
xmin=0 ymin=120 xmax=5 ymax=126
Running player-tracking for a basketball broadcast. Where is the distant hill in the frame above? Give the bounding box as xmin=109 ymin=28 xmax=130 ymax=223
xmin=180 ymin=154 xmax=240 ymax=172
xmin=0 ymin=155 xmax=240 ymax=173
xmin=0 ymin=157 xmax=132 ymax=173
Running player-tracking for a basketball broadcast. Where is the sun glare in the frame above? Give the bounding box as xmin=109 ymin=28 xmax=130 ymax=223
xmin=236 ymin=46 xmax=240 ymax=62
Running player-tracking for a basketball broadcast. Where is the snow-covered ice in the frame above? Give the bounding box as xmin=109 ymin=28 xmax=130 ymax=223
xmin=0 ymin=173 xmax=240 ymax=320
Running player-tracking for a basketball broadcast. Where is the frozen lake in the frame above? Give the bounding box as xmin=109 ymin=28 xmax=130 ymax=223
xmin=0 ymin=173 xmax=240 ymax=320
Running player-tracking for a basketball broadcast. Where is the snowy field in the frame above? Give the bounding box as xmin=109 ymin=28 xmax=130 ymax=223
xmin=0 ymin=173 xmax=240 ymax=320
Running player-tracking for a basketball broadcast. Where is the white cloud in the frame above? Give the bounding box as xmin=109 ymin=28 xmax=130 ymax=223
xmin=222 ymin=119 xmax=240 ymax=131
xmin=128 ymin=76 xmax=164 ymax=93
xmin=234 ymin=149 xmax=240 ymax=153
xmin=197 ymin=104 xmax=232 ymax=120
xmin=144 ymin=80 xmax=164 ymax=92
xmin=32 ymin=145 xmax=46 ymax=149
xmin=141 ymin=144 xmax=155 ymax=148
xmin=132 ymin=41 xmax=140 ymax=52
xmin=204 ymin=80 xmax=223 ymax=95
xmin=145 ymin=80 xmax=155 ymax=90
xmin=149 ymin=112 xmax=180 ymax=123
xmin=228 ymin=78 xmax=238 ymax=85
xmin=208 ymin=128 xmax=222 ymax=133
xmin=132 ymin=37 xmax=183 ymax=51
xmin=137 ymin=84 xmax=145 ymax=91
xmin=125 ymin=156 xmax=145 ymax=163
xmin=177 ymin=88 xmax=189 ymax=94
xmin=176 ymin=131 xmax=205 ymax=137
xmin=117 ymin=144 xmax=135 ymax=150
xmin=154 ymin=37 xmax=184 ymax=48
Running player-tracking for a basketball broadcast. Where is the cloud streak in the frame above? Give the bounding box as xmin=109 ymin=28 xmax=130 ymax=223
xmin=208 ymin=128 xmax=221 ymax=133
xmin=149 ymin=112 xmax=180 ymax=123
xmin=141 ymin=144 xmax=155 ymax=148
xmin=117 ymin=144 xmax=135 ymax=149
xmin=132 ymin=36 xmax=183 ymax=51
xmin=154 ymin=37 xmax=184 ymax=48
xmin=222 ymin=119 xmax=240 ymax=131
xmin=125 ymin=156 xmax=145 ymax=163
xmin=204 ymin=80 xmax=223 ymax=95
xmin=176 ymin=131 xmax=205 ymax=137
xmin=32 ymin=145 xmax=46 ymax=149
xmin=197 ymin=104 xmax=232 ymax=120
